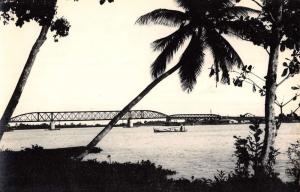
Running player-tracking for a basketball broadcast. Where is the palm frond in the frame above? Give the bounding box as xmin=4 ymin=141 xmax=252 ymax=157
xmin=224 ymin=19 xmax=251 ymax=39
xmin=178 ymin=32 xmax=205 ymax=92
xmin=175 ymin=0 xmax=234 ymax=11
xmin=206 ymin=29 xmax=243 ymax=84
xmin=151 ymin=25 xmax=193 ymax=78
xmin=224 ymin=6 xmax=260 ymax=17
xmin=136 ymin=9 xmax=186 ymax=27
xmin=220 ymin=64 xmax=230 ymax=84
xmin=151 ymin=24 xmax=192 ymax=51
xmin=225 ymin=19 xmax=270 ymax=46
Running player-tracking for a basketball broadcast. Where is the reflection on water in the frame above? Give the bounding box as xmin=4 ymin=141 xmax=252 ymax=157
xmin=1 ymin=124 xmax=299 ymax=180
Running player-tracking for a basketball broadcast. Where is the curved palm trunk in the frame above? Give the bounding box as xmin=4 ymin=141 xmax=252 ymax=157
xmin=77 ymin=63 xmax=181 ymax=159
xmin=0 ymin=25 xmax=50 ymax=141
xmin=260 ymin=1 xmax=283 ymax=171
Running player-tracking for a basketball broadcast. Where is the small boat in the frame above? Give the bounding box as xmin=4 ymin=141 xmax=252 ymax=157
xmin=153 ymin=126 xmax=187 ymax=133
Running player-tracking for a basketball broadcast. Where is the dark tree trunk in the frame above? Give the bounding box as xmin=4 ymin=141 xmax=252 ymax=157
xmin=0 ymin=25 xmax=50 ymax=141
xmin=260 ymin=0 xmax=283 ymax=170
xmin=76 ymin=63 xmax=181 ymax=159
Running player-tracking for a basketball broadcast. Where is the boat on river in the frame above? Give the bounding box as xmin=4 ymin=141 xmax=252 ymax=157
xmin=153 ymin=126 xmax=187 ymax=133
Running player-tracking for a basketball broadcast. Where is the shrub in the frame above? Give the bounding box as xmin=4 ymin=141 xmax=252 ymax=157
xmin=233 ymin=121 xmax=279 ymax=178
xmin=286 ymin=140 xmax=300 ymax=186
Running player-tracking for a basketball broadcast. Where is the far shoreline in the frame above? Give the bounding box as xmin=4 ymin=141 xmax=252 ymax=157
xmin=6 ymin=121 xmax=300 ymax=131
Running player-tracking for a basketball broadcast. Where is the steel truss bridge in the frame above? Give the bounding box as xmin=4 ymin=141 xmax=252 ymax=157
xmin=10 ymin=110 xmax=168 ymax=123
xmin=10 ymin=110 xmax=221 ymax=124
xmin=9 ymin=110 xmax=262 ymax=129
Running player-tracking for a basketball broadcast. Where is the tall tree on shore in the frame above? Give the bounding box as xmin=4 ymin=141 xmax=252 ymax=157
xmin=227 ymin=0 xmax=300 ymax=173
xmin=0 ymin=0 xmax=71 ymax=140
xmin=77 ymin=0 xmax=259 ymax=159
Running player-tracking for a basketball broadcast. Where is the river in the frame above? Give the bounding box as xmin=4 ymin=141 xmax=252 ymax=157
xmin=1 ymin=123 xmax=299 ymax=181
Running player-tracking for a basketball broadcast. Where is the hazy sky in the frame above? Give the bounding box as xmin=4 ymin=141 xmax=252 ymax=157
xmin=0 ymin=0 xmax=299 ymax=117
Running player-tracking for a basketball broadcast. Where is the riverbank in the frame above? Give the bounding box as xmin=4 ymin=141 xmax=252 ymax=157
xmin=0 ymin=146 xmax=299 ymax=192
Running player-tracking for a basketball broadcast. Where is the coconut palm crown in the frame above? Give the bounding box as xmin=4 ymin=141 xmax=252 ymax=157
xmin=136 ymin=0 xmax=259 ymax=92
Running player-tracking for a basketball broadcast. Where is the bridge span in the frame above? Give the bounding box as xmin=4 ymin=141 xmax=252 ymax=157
xmin=10 ymin=110 xmax=167 ymax=123
xmin=9 ymin=110 xmax=222 ymax=129
xmin=9 ymin=110 xmax=260 ymax=129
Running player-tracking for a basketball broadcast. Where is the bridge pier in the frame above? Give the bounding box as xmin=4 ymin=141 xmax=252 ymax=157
xmin=50 ymin=121 xmax=56 ymax=130
xmin=127 ymin=118 xmax=133 ymax=128
xmin=166 ymin=116 xmax=171 ymax=125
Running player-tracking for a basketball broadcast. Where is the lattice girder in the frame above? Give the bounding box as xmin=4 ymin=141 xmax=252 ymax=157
xmin=10 ymin=110 xmax=168 ymax=122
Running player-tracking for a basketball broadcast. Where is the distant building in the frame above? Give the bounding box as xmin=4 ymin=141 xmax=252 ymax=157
xmin=228 ymin=119 xmax=239 ymax=124
xmin=241 ymin=120 xmax=251 ymax=123
xmin=240 ymin=113 xmax=255 ymax=118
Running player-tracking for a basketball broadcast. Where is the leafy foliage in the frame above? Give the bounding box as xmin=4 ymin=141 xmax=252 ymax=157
xmin=286 ymin=140 xmax=300 ymax=186
xmin=50 ymin=17 xmax=71 ymax=42
xmin=281 ymin=54 xmax=300 ymax=77
xmin=232 ymin=51 xmax=300 ymax=120
xmin=228 ymin=0 xmax=300 ymax=173
xmin=99 ymin=0 xmax=114 ymax=5
xmin=232 ymin=64 xmax=267 ymax=95
xmin=0 ymin=0 xmax=70 ymax=41
xmin=233 ymin=121 xmax=279 ymax=178
xmin=231 ymin=0 xmax=300 ymax=51
xmin=0 ymin=0 xmax=57 ymax=26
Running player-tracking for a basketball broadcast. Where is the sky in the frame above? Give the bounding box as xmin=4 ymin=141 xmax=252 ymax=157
xmin=0 ymin=0 xmax=299 ymax=117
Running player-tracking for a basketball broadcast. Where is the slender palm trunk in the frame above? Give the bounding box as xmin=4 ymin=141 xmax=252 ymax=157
xmin=260 ymin=1 xmax=283 ymax=170
xmin=0 ymin=25 xmax=50 ymax=141
xmin=76 ymin=63 xmax=181 ymax=159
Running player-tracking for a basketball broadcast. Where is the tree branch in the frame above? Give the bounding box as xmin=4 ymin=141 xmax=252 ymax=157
xmin=277 ymin=73 xmax=290 ymax=87
xmin=250 ymin=0 xmax=263 ymax=8
xmin=292 ymin=105 xmax=300 ymax=113
xmin=243 ymin=78 xmax=264 ymax=91
xmin=241 ymin=80 xmax=284 ymax=107
xmin=265 ymin=48 xmax=270 ymax=55
xmin=249 ymin=71 xmax=266 ymax=82
xmin=232 ymin=70 xmax=283 ymax=107
xmin=282 ymin=93 xmax=300 ymax=107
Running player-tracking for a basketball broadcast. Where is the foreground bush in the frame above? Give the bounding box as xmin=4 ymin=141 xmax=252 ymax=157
xmin=286 ymin=140 xmax=300 ymax=186
xmin=0 ymin=146 xmax=299 ymax=192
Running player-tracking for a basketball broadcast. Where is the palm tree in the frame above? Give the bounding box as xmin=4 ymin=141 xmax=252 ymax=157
xmin=0 ymin=0 xmax=70 ymax=140
xmin=77 ymin=0 xmax=259 ymax=159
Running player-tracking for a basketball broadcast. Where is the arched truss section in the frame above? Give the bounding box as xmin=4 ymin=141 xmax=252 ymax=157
xmin=10 ymin=110 xmax=168 ymax=122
